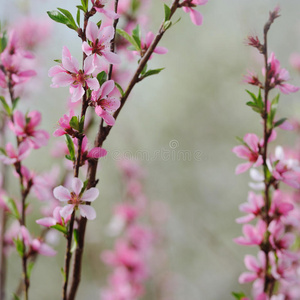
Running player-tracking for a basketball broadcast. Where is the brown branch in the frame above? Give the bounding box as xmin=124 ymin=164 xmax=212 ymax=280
xmin=67 ymin=1 xmax=180 ymax=299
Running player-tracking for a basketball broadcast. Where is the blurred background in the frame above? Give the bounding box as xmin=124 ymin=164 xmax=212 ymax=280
xmin=1 ymin=0 xmax=300 ymax=299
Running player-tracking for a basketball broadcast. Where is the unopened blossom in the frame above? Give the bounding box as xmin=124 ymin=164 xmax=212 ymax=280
xmin=180 ymin=0 xmax=208 ymax=26
xmin=137 ymin=31 xmax=168 ymax=58
xmin=232 ymin=133 xmax=263 ymax=174
xmin=53 ymin=110 xmax=76 ymax=137
xmin=82 ymin=22 xmax=120 ymax=67
xmin=53 ymin=177 xmax=99 ymax=220
xmin=236 ymin=191 xmax=264 ymax=224
xmin=48 ymin=46 xmax=99 ymax=102
xmin=91 ymin=80 xmax=120 ymax=126
xmin=91 ymin=0 xmax=120 ymax=19
xmin=239 ymin=251 xmax=266 ymax=295
xmin=244 ymin=70 xmax=263 ymax=87
xmin=0 ymin=141 xmax=31 ymax=164
xmin=263 ymin=52 xmax=299 ymax=94
xmin=36 ymin=206 xmax=70 ymax=227
xmin=234 ymin=220 xmax=266 ymax=246
xmin=20 ymin=225 xmax=56 ymax=256
xmin=9 ymin=110 xmax=49 ymax=149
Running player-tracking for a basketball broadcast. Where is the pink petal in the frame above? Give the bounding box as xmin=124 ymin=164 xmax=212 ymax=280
xmin=145 ymin=32 xmax=155 ymax=48
xmin=244 ymin=255 xmax=260 ymax=272
xmin=36 ymin=217 xmax=57 ymax=227
xmin=101 ymin=80 xmax=115 ymax=97
xmin=83 ymin=55 xmax=96 ymax=75
xmin=82 ymin=42 xmax=93 ymax=56
xmin=53 ymin=186 xmax=71 ymax=202
xmin=99 ymin=110 xmax=115 ymax=126
xmin=86 ymin=21 xmax=99 ymax=43
xmin=70 ymin=85 xmax=84 ymax=102
xmin=60 ymin=204 xmax=75 ymax=220
xmin=236 ymin=214 xmax=255 ymax=224
xmin=81 ymin=187 xmax=99 ymax=202
xmin=86 ymin=77 xmax=100 ymax=91
xmin=72 ymin=177 xmax=83 ymax=195
xmin=20 ymin=225 xmax=32 ymax=246
xmin=239 ymin=272 xmax=257 ymax=283
xmin=189 ymin=8 xmax=203 ymax=26
xmin=27 ymin=111 xmax=41 ymax=127
xmin=79 ymin=204 xmax=96 ymax=220
xmin=52 ymin=72 xmax=73 ymax=87
xmin=102 ymin=51 xmax=121 ymax=65
xmin=154 ymin=46 xmax=168 ymax=55
xmin=48 ymin=65 xmax=64 ymax=77
xmin=87 ymin=147 xmax=107 ymax=159
xmin=99 ymin=26 xmax=115 ymax=45
xmin=101 ymin=97 xmax=120 ymax=113
xmin=235 ymin=162 xmax=253 ymax=174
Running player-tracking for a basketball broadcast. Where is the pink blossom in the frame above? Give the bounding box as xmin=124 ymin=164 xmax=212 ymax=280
xmin=53 ymin=177 xmax=99 ymax=220
xmin=290 ymin=53 xmax=300 ymax=72
xmin=20 ymin=226 xmax=56 ymax=256
xmin=91 ymin=0 xmax=120 ymax=19
xmin=236 ymin=191 xmax=264 ymax=223
xmin=263 ymin=52 xmax=299 ymax=94
xmin=0 ymin=141 xmax=31 ymax=164
xmin=136 ymin=32 xmax=168 ymax=58
xmin=91 ymin=80 xmax=120 ymax=125
xmin=232 ymin=133 xmax=263 ymax=174
xmin=36 ymin=206 xmax=70 ymax=227
xmin=239 ymin=251 xmax=266 ymax=296
xmin=53 ymin=110 xmax=76 ymax=137
xmin=9 ymin=110 xmax=49 ymax=149
xmin=181 ymin=0 xmax=208 ymax=26
xmin=269 ymin=252 xmax=296 ymax=282
xmin=48 ymin=46 xmax=99 ymax=102
xmin=269 ymin=190 xmax=294 ymax=220
xmin=82 ymin=22 xmax=120 ymax=67
xmin=234 ymin=220 xmax=266 ymax=246
xmin=244 ymin=70 xmax=262 ymax=87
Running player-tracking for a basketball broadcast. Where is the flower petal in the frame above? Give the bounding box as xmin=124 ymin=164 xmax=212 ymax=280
xmin=53 ymin=186 xmax=71 ymax=202
xmin=72 ymin=177 xmax=83 ymax=195
xmin=79 ymin=205 xmax=96 ymax=220
xmin=81 ymin=187 xmax=99 ymax=202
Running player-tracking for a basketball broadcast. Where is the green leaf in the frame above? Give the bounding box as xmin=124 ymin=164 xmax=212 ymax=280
xmin=81 ymin=0 xmax=88 ymax=12
xmin=274 ymin=117 xmax=288 ymax=128
xmin=51 ymin=224 xmax=68 ymax=235
xmin=270 ymin=93 xmax=280 ymax=123
xmin=76 ymin=5 xmax=85 ymax=12
xmin=116 ymin=29 xmax=140 ymax=51
xmin=164 ymin=4 xmax=171 ymax=21
xmin=27 ymin=262 xmax=34 ymax=279
xmin=0 ymin=96 xmax=11 ymax=116
xmin=163 ymin=20 xmax=172 ymax=30
xmin=0 ymin=31 xmax=7 ymax=53
xmin=115 ymin=82 xmax=124 ymax=97
xmin=57 ymin=8 xmax=78 ymax=30
xmin=142 ymin=68 xmax=165 ymax=79
xmin=80 ymin=180 xmax=89 ymax=196
xmin=47 ymin=10 xmax=78 ymax=31
xmin=76 ymin=8 xmax=81 ymax=27
xmin=12 ymin=97 xmax=20 ymax=112
xmin=54 ymin=59 xmax=62 ymax=63
xmin=97 ymin=71 xmax=107 ymax=86
xmin=132 ymin=25 xmax=141 ymax=49
xmin=232 ymin=292 xmax=246 ymax=300
xmin=4 ymin=196 xmax=20 ymax=219
xmin=61 ymin=268 xmax=66 ymax=281
xmin=140 ymin=63 xmax=148 ymax=75
xmin=0 ymin=147 xmax=6 ymax=155
xmin=79 ymin=115 xmax=85 ymax=133
xmin=14 ymin=238 xmax=25 ymax=257
xmin=65 ymin=134 xmax=75 ymax=162
xmin=69 ymin=116 xmax=80 ymax=131
xmin=71 ymin=229 xmax=79 ymax=253
xmin=131 ymin=0 xmax=141 ymax=13
xmin=12 ymin=293 xmax=20 ymax=300
xmin=245 ymin=89 xmax=257 ymax=103
xmin=65 ymin=154 xmax=72 ymax=161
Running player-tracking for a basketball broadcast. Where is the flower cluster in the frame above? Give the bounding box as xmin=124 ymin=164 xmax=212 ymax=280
xmin=233 ymin=8 xmax=300 ymax=300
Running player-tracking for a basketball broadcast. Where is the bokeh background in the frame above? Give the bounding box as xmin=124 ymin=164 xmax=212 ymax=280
xmin=1 ymin=0 xmax=300 ymax=299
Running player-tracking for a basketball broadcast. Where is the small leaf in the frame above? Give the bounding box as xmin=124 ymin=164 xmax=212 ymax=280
xmin=142 ymin=68 xmax=165 ymax=79
xmin=164 ymin=4 xmax=171 ymax=21
xmin=69 ymin=116 xmax=80 ymax=131
xmin=274 ymin=117 xmax=287 ymax=128
xmin=79 ymin=115 xmax=85 ymax=133
xmin=47 ymin=10 xmax=78 ymax=31
xmin=27 ymin=262 xmax=34 ymax=279
xmin=76 ymin=5 xmax=85 ymax=12
xmin=61 ymin=268 xmax=66 ymax=281
xmin=65 ymin=154 xmax=72 ymax=161
xmin=140 ymin=63 xmax=148 ymax=75
xmin=54 ymin=59 xmax=62 ymax=63
xmin=131 ymin=0 xmax=141 ymax=12
xmin=4 ymin=196 xmax=20 ymax=219
xmin=12 ymin=294 xmax=20 ymax=300
xmin=97 ymin=71 xmax=107 ymax=86
xmin=232 ymin=292 xmax=246 ymax=300
xmin=65 ymin=134 xmax=75 ymax=162
xmin=50 ymin=224 xmax=68 ymax=235
xmin=0 ymin=96 xmax=11 ymax=116
xmin=14 ymin=238 xmax=25 ymax=257
xmin=76 ymin=8 xmax=81 ymax=27
xmin=81 ymin=0 xmax=88 ymax=12
xmin=116 ymin=29 xmax=140 ymax=51
xmin=163 ymin=20 xmax=172 ymax=30
xmin=0 ymin=147 xmax=7 ymax=155
xmin=132 ymin=25 xmax=141 ymax=49
xmin=245 ymin=89 xmax=257 ymax=104
xmin=80 ymin=180 xmax=89 ymax=196
xmin=115 ymin=82 xmax=124 ymax=97
xmin=57 ymin=8 xmax=78 ymax=30
xmin=71 ymin=229 xmax=79 ymax=253
xmin=12 ymin=97 xmax=20 ymax=111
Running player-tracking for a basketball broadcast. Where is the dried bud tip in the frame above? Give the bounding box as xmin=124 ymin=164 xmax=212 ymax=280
xmin=269 ymin=6 xmax=280 ymax=21
xmin=246 ymin=36 xmax=261 ymax=48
